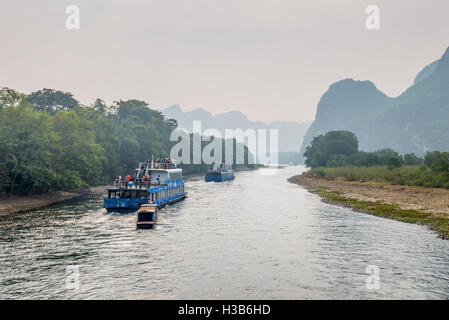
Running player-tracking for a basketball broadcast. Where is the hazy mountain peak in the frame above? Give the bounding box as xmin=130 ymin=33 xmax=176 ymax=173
xmin=300 ymin=78 xmax=393 ymax=158
xmin=321 ymin=79 xmax=387 ymax=106
xmin=159 ymin=105 xmax=311 ymax=152
xmin=442 ymin=46 xmax=449 ymax=60
xmin=317 ymin=78 xmax=390 ymax=116
xmin=301 ymin=45 xmax=449 ymax=157
xmin=189 ymin=108 xmax=212 ymax=117
xmin=215 ymin=110 xmax=249 ymax=122
xmin=329 ymin=78 xmax=376 ymax=89
xmin=165 ymin=104 xmax=182 ymax=113
xmin=414 ymin=60 xmax=440 ymax=84
xmin=434 ymin=46 xmax=449 ymax=75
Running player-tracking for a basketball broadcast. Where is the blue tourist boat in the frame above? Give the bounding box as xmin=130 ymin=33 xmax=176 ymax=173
xmin=205 ymin=162 xmax=235 ymax=182
xmin=103 ymin=157 xmax=186 ymax=215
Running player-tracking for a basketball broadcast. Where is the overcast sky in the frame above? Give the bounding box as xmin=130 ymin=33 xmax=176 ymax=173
xmin=0 ymin=0 xmax=448 ymax=122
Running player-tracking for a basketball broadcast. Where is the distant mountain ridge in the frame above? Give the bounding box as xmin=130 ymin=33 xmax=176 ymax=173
xmin=159 ymin=105 xmax=311 ymax=152
xmin=414 ymin=59 xmax=440 ymax=85
xmin=300 ymin=46 xmax=449 ymax=157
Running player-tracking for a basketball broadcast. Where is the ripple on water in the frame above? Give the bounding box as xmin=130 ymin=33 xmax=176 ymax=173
xmin=1 ymin=167 xmax=449 ymax=299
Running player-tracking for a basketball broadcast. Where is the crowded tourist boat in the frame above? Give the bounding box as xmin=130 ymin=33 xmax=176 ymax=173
xmin=103 ymin=157 xmax=186 ymax=216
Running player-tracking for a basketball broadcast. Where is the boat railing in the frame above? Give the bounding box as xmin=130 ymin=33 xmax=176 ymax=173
xmin=113 ymin=180 xmax=154 ymax=189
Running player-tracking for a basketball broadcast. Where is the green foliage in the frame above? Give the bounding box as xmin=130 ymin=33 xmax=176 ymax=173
xmin=304 ymin=131 xmax=425 ymax=169
xmin=326 ymin=154 xmax=350 ymax=167
xmin=0 ymin=105 xmax=60 ymax=194
xmin=386 ymin=155 xmax=403 ymax=170
xmin=371 ymin=148 xmax=399 ymax=162
xmin=349 ymin=151 xmax=381 ymax=166
xmin=0 ymin=87 xmax=26 ymax=109
xmin=424 ymin=151 xmax=449 ymax=173
xmin=304 ymin=130 xmax=358 ymax=168
xmin=0 ymin=89 xmax=177 ymax=194
xmin=403 ymin=153 xmax=424 ymax=165
xmin=27 ymin=88 xmax=79 ymax=114
xmin=0 ymin=87 xmax=256 ymax=195
xmin=308 ymin=165 xmax=449 ymax=189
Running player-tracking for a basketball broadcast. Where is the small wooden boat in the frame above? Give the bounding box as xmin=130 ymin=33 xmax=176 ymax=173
xmin=136 ymin=204 xmax=158 ymax=229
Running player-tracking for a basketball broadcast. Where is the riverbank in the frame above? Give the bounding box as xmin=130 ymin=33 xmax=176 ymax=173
xmin=0 ymin=186 xmax=109 ymax=216
xmin=288 ymin=173 xmax=449 ymax=239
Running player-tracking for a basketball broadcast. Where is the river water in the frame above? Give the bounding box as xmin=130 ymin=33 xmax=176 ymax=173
xmin=1 ymin=166 xmax=448 ymax=299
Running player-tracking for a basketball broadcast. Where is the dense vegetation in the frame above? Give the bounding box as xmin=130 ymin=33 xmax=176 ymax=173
xmin=304 ymin=130 xmax=425 ymax=169
xmin=0 ymin=87 xmax=255 ymax=195
xmin=304 ymin=130 xmax=449 ymax=189
xmin=304 ymin=131 xmax=358 ymax=168
xmin=309 ymin=165 xmax=449 ymax=189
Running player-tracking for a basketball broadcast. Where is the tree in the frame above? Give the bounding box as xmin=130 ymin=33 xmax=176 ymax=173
xmin=0 ymin=162 xmax=10 ymax=192
xmin=0 ymin=87 xmax=26 ymax=109
xmin=424 ymin=151 xmax=449 ymax=172
xmin=386 ymin=156 xmax=403 ymax=170
xmin=425 ymin=151 xmax=442 ymax=167
xmin=326 ymin=154 xmax=349 ymax=167
xmin=403 ymin=153 xmax=424 ymax=165
xmin=304 ymin=130 xmax=358 ymax=168
xmin=0 ymin=106 xmax=59 ymax=194
xmin=0 ymin=87 xmax=254 ymax=195
xmin=90 ymin=98 xmax=108 ymax=114
xmin=350 ymin=151 xmax=381 ymax=166
xmin=52 ymin=111 xmax=106 ymax=187
xmin=115 ymin=99 xmax=151 ymax=121
xmin=371 ymin=148 xmax=399 ymax=163
xmin=27 ymin=88 xmax=79 ymax=114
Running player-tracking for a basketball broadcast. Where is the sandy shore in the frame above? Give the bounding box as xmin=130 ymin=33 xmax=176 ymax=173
xmin=0 ymin=186 xmax=109 ymax=216
xmin=288 ymin=173 xmax=449 ymax=238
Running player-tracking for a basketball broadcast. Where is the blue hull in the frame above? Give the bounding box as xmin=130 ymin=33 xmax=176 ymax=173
xmin=104 ymin=192 xmax=186 ymax=213
xmin=205 ymin=174 xmax=235 ymax=182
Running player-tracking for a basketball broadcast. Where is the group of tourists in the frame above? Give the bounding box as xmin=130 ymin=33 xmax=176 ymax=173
xmin=112 ymin=157 xmax=174 ymax=187
xmin=153 ymin=157 xmax=176 ymax=169
xmin=114 ymin=175 xmax=131 ymax=182
xmin=114 ymin=174 xmax=150 ymax=183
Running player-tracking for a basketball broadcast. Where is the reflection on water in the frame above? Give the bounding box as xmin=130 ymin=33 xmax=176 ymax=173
xmin=1 ymin=166 xmax=448 ymax=299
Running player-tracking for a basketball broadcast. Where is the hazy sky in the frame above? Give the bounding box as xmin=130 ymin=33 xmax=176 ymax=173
xmin=0 ymin=0 xmax=448 ymax=122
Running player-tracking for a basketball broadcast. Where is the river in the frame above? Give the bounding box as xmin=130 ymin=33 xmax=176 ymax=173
xmin=1 ymin=166 xmax=448 ymax=299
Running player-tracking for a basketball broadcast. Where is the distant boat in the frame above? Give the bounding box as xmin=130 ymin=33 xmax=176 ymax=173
xmin=104 ymin=157 xmax=186 ymax=214
xmin=205 ymin=162 xmax=235 ymax=182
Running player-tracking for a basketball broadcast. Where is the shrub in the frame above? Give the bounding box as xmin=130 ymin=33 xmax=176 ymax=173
xmin=386 ymin=156 xmax=403 ymax=170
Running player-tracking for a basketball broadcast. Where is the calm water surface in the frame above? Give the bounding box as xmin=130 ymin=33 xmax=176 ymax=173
xmin=1 ymin=166 xmax=448 ymax=299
